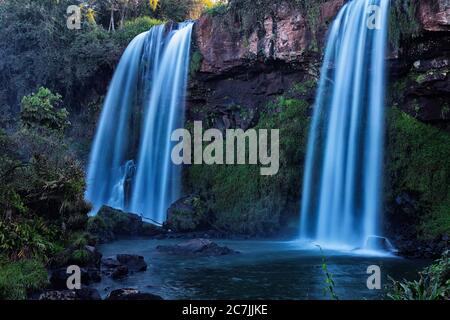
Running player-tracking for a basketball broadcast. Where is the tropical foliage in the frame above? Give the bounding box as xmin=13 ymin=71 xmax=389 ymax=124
xmin=388 ymin=251 xmax=450 ymax=300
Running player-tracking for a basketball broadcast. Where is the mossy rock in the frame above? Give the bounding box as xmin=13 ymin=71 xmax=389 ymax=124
xmin=87 ymin=206 xmax=164 ymax=243
xmin=166 ymin=196 xmax=209 ymax=232
xmin=385 ymin=107 xmax=450 ymax=239
xmin=184 ymin=94 xmax=310 ymax=236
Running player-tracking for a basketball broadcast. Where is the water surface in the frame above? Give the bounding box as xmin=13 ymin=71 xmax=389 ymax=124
xmin=94 ymin=239 xmax=428 ymax=300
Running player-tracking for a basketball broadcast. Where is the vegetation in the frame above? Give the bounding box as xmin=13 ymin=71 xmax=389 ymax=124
xmin=21 ymin=87 xmax=70 ymax=132
xmin=0 ymin=259 xmax=48 ymax=300
xmin=0 ymin=86 xmax=89 ymax=297
xmin=0 ymin=0 xmax=448 ymax=300
xmin=185 ymin=83 xmax=312 ymax=235
xmin=388 ymin=251 xmax=450 ymax=300
xmin=386 ymin=107 xmax=450 ymax=238
xmin=389 ymin=0 xmax=421 ymax=50
xmin=112 ymin=16 xmax=164 ymax=47
xmin=317 ymin=246 xmax=339 ymax=300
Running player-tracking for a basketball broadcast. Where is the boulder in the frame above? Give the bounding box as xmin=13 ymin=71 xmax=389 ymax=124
xmin=49 ymin=267 xmax=101 ymax=290
xmin=116 ymin=254 xmax=147 ymax=272
xmin=166 ymin=195 xmax=209 ymax=232
xmin=87 ymin=205 xmax=165 ymax=243
xmin=101 ymin=255 xmax=146 ymax=279
xmin=111 ymin=265 xmax=129 ymax=279
xmin=106 ymin=288 xmax=163 ymax=300
xmin=364 ymin=236 xmax=397 ymax=253
xmin=156 ymin=239 xmax=238 ymax=256
xmin=49 ymin=244 xmax=102 ymax=269
xmin=101 ymin=257 xmax=122 ymax=269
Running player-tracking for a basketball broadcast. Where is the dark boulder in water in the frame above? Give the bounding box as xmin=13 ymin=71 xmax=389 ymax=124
xmin=106 ymin=288 xmax=163 ymax=300
xmin=156 ymin=238 xmax=239 ymax=256
xmin=111 ymin=265 xmax=129 ymax=279
xmin=101 ymin=255 xmax=147 ymax=278
xmin=116 ymin=254 xmax=147 ymax=272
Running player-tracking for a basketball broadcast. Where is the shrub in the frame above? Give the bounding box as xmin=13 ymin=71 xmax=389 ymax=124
xmin=388 ymin=251 xmax=450 ymax=300
xmin=71 ymin=249 xmax=92 ymax=266
xmin=0 ymin=219 xmax=59 ymax=261
xmin=0 ymin=259 xmax=48 ymax=300
xmin=203 ymin=1 xmax=228 ymax=16
xmin=113 ymin=16 xmax=164 ymax=47
xmin=21 ymin=87 xmax=70 ymax=132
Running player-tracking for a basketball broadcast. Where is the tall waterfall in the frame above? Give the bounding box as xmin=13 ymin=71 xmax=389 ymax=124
xmin=299 ymin=0 xmax=389 ymax=249
xmin=86 ymin=22 xmax=193 ymax=224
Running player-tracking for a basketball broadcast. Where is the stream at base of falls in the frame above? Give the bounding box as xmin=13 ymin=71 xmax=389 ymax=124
xmin=93 ymin=239 xmax=429 ymax=300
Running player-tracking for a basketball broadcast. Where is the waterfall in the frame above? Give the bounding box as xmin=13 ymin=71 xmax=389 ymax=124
xmin=299 ymin=0 xmax=389 ymax=250
xmin=86 ymin=22 xmax=193 ymax=224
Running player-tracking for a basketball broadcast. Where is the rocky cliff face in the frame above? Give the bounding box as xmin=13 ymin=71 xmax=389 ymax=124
xmin=189 ymin=0 xmax=450 ymax=128
xmin=194 ymin=0 xmax=344 ymax=74
xmin=419 ymin=0 xmax=450 ymax=32
xmin=188 ymin=0 xmax=346 ymax=130
xmin=389 ymin=0 xmax=450 ymax=127
xmin=184 ymin=0 xmax=450 ymax=251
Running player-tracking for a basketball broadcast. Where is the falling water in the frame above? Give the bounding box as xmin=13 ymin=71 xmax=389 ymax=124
xmin=299 ymin=0 xmax=389 ymax=250
xmin=86 ymin=22 xmax=193 ymax=224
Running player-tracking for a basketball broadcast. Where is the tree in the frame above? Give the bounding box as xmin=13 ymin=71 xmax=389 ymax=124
xmin=21 ymin=87 xmax=70 ymax=132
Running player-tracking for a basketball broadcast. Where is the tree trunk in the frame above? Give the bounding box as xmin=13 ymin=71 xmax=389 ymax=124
xmin=109 ymin=9 xmax=115 ymax=32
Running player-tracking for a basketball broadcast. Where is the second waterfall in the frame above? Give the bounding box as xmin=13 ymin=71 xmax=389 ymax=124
xmin=86 ymin=22 xmax=193 ymax=224
xmin=300 ymin=0 xmax=390 ymax=250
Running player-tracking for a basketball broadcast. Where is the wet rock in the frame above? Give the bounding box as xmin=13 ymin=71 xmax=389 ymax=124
xmin=156 ymin=239 xmax=239 ymax=256
xmin=101 ymin=257 xmax=122 ymax=269
xmin=141 ymin=223 xmax=165 ymax=237
xmin=116 ymin=254 xmax=147 ymax=272
xmin=106 ymin=288 xmax=163 ymax=300
xmin=101 ymin=255 xmax=146 ymax=279
xmin=111 ymin=265 xmax=129 ymax=279
xmin=364 ymin=236 xmax=397 ymax=252
xmin=39 ymin=288 xmax=101 ymax=301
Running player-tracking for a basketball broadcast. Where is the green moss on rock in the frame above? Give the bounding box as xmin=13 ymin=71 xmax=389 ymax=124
xmin=184 ymin=95 xmax=311 ymax=235
xmin=190 ymin=50 xmax=203 ymax=77
xmin=389 ymin=0 xmax=421 ymax=50
xmin=386 ymin=107 xmax=450 ymax=238
xmin=166 ymin=195 xmax=209 ymax=232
